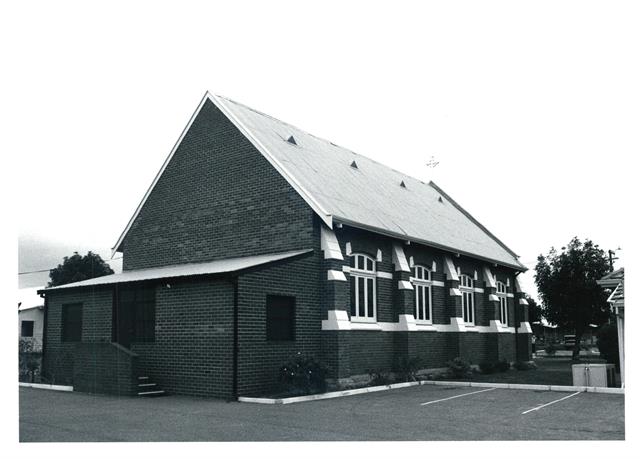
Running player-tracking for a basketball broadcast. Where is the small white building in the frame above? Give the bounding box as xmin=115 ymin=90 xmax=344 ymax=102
xmin=18 ymin=287 xmax=45 ymax=351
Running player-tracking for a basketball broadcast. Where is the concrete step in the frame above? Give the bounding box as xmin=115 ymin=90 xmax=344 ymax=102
xmin=137 ymin=390 xmax=166 ymax=397
xmin=136 ymin=376 xmax=166 ymax=396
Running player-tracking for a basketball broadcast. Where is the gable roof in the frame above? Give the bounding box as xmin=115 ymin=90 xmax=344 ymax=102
xmin=113 ymin=92 xmax=525 ymax=271
xmin=607 ymin=281 xmax=624 ymax=306
xmin=598 ymin=267 xmax=624 ymax=284
xmin=598 ymin=267 xmax=624 ymax=308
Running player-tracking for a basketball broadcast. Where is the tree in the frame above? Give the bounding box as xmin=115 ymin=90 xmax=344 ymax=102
xmin=526 ymin=296 xmax=543 ymax=324
xmin=596 ymin=323 xmax=620 ymax=369
xmin=534 ymin=237 xmax=611 ymax=360
xmin=48 ymin=251 xmax=114 ymax=287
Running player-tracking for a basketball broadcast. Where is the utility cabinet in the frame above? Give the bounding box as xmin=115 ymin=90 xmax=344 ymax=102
xmin=572 ymin=363 xmax=616 ymax=387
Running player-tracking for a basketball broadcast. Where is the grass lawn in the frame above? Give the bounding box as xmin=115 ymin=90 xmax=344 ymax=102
xmin=462 ymin=356 xmax=620 ymax=386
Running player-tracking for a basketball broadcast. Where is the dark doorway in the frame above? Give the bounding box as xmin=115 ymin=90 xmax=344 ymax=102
xmin=112 ymin=284 xmax=156 ymax=348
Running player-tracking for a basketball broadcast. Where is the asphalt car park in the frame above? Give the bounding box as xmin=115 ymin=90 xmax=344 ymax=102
xmin=19 ymin=384 xmax=624 ymax=441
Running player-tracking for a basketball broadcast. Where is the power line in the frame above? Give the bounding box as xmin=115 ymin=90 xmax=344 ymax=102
xmin=19 ymin=257 xmax=123 ymax=276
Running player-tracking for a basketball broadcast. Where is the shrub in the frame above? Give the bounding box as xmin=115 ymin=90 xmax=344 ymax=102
xmin=596 ymin=323 xmax=620 ymax=369
xmin=514 ymin=360 xmax=537 ymax=371
xmin=425 ymin=371 xmax=447 ymax=381
xmin=279 ymin=353 xmax=328 ymax=396
xmin=544 ymin=343 xmax=557 ymax=356
xmin=395 ymin=356 xmax=423 ymax=382
xmin=495 ymin=360 xmax=510 ymax=372
xmin=367 ymin=369 xmax=392 ymax=386
xmin=446 ymin=357 xmax=472 ymax=379
xmin=18 ymin=339 xmax=41 ymax=383
xmin=479 ymin=362 xmax=496 ymax=374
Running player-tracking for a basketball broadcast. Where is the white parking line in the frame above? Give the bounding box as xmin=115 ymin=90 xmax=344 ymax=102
xmin=521 ymin=391 xmax=581 ymax=415
xmin=420 ymin=387 xmax=497 ymax=406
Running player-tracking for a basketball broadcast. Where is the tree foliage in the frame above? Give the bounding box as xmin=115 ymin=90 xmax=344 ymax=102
xmin=596 ymin=323 xmax=620 ymax=369
xmin=48 ymin=251 xmax=114 ymax=287
xmin=526 ymin=296 xmax=543 ymax=324
xmin=534 ymin=237 xmax=611 ymax=360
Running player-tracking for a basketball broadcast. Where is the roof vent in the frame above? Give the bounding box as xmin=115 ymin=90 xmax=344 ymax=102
xmin=400 ymin=181 xmax=406 ymax=188
xmin=438 ymin=196 xmax=443 ymax=203
xmin=286 ymin=135 xmax=297 ymax=145
xmin=350 ymin=161 xmax=358 ymax=169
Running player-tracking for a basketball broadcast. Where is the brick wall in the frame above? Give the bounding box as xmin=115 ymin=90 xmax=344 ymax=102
xmin=334 ymin=226 xmax=516 ymax=328
xmin=406 ymin=331 xmax=458 ymax=368
xmin=347 ymin=331 xmax=396 ymax=375
xmin=42 ymin=287 xmax=113 ymax=385
xmin=73 ymin=342 xmax=138 ymax=396
xmin=236 ymin=251 xmax=322 ymax=396
xmin=121 ymin=99 xmax=315 ymax=271
xmin=131 ymin=277 xmax=235 ymax=398
xmin=458 ymin=332 xmax=493 ymax=365
xmin=323 ymin=225 xmax=525 ymax=379
xmin=498 ymin=333 xmax=516 ymax=362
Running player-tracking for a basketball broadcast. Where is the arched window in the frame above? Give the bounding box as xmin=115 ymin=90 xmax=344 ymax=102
xmin=460 ymin=274 xmax=474 ymax=325
xmin=497 ymin=281 xmax=508 ymax=325
xmin=349 ymin=253 xmax=376 ymax=322
xmin=412 ymin=265 xmax=433 ymax=323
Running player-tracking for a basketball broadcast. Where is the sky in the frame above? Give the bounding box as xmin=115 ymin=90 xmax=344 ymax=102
xmin=7 ymin=1 xmax=635 ymax=298
xmin=2 ymin=0 xmax=638 ymax=453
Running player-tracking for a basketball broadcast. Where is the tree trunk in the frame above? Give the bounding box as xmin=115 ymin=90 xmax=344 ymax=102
xmin=572 ymin=329 xmax=585 ymax=361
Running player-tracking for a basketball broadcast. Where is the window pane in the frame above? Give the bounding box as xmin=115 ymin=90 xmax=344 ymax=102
xmin=21 ymin=321 xmax=34 ymax=337
xmin=417 ymin=286 xmax=423 ymax=320
xmin=62 ymin=303 xmax=82 ymax=342
xmin=463 ymin=292 xmax=473 ymax=323
xmin=425 ymin=286 xmax=431 ymax=320
xmin=350 ymin=276 xmax=356 ymax=316
xmin=463 ymin=299 xmax=467 ymax=322
xmin=367 ymin=277 xmax=374 ymax=318
xmin=121 ymin=286 xmax=156 ymax=343
xmin=358 ymin=277 xmax=365 ymax=316
xmin=366 ymin=258 xmax=373 ymax=271
xmin=266 ymin=295 xmax=295 ymax=341
xmin=357 ymin=256 xmax=363 ymax=270
xmin=466 ymin=294 xmax=470 ymax=322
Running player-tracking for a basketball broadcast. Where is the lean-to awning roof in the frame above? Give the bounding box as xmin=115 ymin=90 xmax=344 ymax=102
xmin=39 ymin=249 xmax=311 ymax=293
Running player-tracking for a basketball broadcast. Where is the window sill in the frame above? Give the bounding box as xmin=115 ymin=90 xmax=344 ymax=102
xmin=350 ymin=321 xmax=382 ymax=331
xmin=415 ymin=323 xmax=437 ymax=332
xmin=415 ymin=320 xmax=433 ymax=326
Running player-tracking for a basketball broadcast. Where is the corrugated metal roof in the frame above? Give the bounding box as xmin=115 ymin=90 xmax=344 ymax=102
xmin=40 ymin=250 xmax=311 ymax=293
xmin=607 ymin=281 xmax=624 ymax=305
xmin=599 ymin=267 xmax=624 ymax=283
xmin=215 ymin=95 xmax=524 ymax=269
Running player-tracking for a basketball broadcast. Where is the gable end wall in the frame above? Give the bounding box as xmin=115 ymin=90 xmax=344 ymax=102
xmin=121 ymin=99 xmax=315 ymax=270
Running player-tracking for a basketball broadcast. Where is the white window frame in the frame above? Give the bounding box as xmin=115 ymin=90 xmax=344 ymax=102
xmin=497 ymin=281 xmax=508 ymax=326
xmin=349 ymin=253 xmax=377 ymax=323
xmin=460 ymin=274 xmax=475 ymax=325
xmin=411 ymin=265 xmax=433 ymax=324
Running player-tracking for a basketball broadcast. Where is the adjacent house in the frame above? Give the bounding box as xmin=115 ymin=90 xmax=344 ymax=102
xmin=39 ymin=93 xmax=531 ymax=398
xmin=597 ymin=268 xmax=624 ymax=387
xmin=19 ymin=287 xmax=45 ymax=350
